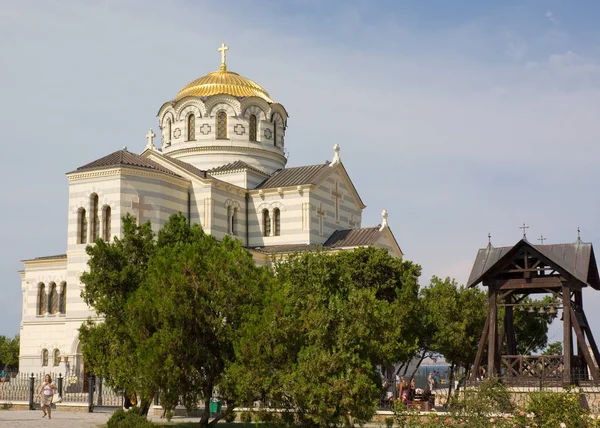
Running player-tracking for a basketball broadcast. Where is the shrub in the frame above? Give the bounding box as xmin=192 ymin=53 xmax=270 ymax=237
xmin=224 ymin=410 xmax=236 ymax=423
xmin=384 ymin=416 xmax=394 ymax=427
xmin=107 ymin=408 xmax=157 ymax=428
xmin=239 ymin=411 xmax=252 ymax=423
xmin=526 ymin=387 xmax=589 ymax=428
xmin=448 ymin=377 xmax=513 ymax=426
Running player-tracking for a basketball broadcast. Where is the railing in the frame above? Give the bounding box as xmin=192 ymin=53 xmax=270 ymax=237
xmin=0 ymin=370 xmax=123 ymax=411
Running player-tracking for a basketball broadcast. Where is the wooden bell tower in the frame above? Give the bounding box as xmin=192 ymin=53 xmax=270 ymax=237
xmin=467 ymin=236 xmax=600 ymax=386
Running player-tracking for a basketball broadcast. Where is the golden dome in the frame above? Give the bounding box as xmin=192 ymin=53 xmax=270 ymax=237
xmin=174 ymin=70 xmax=274 ymax=103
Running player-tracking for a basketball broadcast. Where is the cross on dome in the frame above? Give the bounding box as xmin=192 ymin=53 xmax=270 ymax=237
xmin=218 ymin=43 xmax=229 ymax=71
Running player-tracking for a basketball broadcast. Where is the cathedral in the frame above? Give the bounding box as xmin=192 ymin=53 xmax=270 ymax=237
xmin=18 ymin=45 xmax=403 ymax=374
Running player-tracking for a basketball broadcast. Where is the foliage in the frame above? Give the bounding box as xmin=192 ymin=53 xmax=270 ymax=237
xmin=0 ymin=335 xmax=19 ymax=369
xmin=509 ymin=295 xmax=558 ymax=355
xmin=130 ymin=214 xmax=271 ymax=426
xmin=80 ymin=213 xmax=271 ymax=426
xmin=229 ymin=247 xmax=422 ymax=427
xmin=525 ymin=387 xmax=589 ymax=427
xmin=542 ymin=341 xmax=563 ymax=356
xmin=79 ymin=214 xmax=156 ymax=414
xmin=448 ymin=377 xmax=513 ymax=425
xmin=107 ymin=408 xmax=157 ymax=428
xmin=239 ymin=412 xmax=252 ymax=423
xmin=420 ymin=276 xmax=487 ymax=401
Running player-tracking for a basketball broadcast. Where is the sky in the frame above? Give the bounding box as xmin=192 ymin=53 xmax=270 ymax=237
xmin=1 ymin=0 xmax=600 ymax=347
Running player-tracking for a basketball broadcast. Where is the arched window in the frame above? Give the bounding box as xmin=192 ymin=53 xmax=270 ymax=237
xmin=187 ymin=114 xmax=196 ymax=141
xmin=78 ymin=208 xmax=87 ymax=244
xmin=227 ymin=206 xmax=232 ymax=234
xmin=262 ymin=209 xmax=271 ymax=237
xmin=38 ymin=283 xmax=47 ymax=315
xmin=49 ymin=283 xmax=58 ymax=315
xmin=217 ymin=111 xmax=227 ymax=139
xmin=59 ymin=282 xmax=67 ymax=314
xmin=91 ymin=194 xmax=99 ymax=242
xmin=231 ymin=208 xmax=237 ymax=236
xmin=167 ymin=119 xmax=172 ymax=146
xmin=273 ymin=122 xmax=277 ymax=146
xmin=103 ymin=206 xmax=111 ymax=241
xmin=273 ymin=208 xmax=281 ymax=236
xmin=249 ymin=115 xmax=257 ymax=142
xmin=53 ymin=349 xmax=60 ymax=367
xmin=42 ymin=349 xmax=48 ymax=367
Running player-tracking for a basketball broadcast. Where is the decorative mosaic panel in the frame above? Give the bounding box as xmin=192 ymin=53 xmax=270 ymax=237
xmin=200 ymin=124 xmax=211 ymax=135
xmin=264 ymin=128 xmax=272 ymax=140
xmin=234 ymin=124 xmax=245 ymax=135
xmin=173 ymin=128 xmax=181 ymax=138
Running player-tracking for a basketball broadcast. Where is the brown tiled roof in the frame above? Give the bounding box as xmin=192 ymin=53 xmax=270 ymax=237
xmin=162 ymin=155 xmax=209 ymax=179
xmin=467 ymin=239 xmax=600 ymax=290
xmin=255 ymin=162 xmax=330 ymax=189
xmin=324 ymin=227 xmax=382 ymax=248
xmin=209 ymin=161 xmax=268 ymax=176
xmin=71 ymin=150 xmax=181 ymax=177
xmin=22 ymin=254 xmax=67 ymax=262
xmin=253 ymin=227 xmax=384 ymax=255
xmin=251 ymin=244 xmax=324 ymax=254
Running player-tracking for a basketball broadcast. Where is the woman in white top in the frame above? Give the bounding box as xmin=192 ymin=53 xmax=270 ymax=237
xmin=38 ymin=374 xmax=57 ymax=419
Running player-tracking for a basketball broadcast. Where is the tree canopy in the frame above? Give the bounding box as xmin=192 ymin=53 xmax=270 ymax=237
xmin=228 ymin=247 xmax=422 ymax=426
xmin=0 ymin=335 xmax=19 ymax=370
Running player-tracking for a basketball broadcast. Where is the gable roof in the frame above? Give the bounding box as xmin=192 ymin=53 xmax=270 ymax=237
xmin=71 ymin=149 xmax=181 ymax=177
xmin=255 ymin=163 xmax=330 ymax=189
xmin=209 ymin=160 xmax=268 ymax=176
xmin=467 ymin=239 xmax=600 ymax=290
xmin=324 ymin=227 xmax=382 ymax=248
xmin=159 ymin=154 xmax=209 ymax=179
xmin=254 ymin=226 xmax=402 ymax=257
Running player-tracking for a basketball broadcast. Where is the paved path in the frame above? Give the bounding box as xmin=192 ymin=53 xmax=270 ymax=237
xmin=0 ymin=409 xmax=113 ymax=427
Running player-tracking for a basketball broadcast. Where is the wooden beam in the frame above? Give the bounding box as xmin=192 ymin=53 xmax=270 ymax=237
xmin=563 ymin=285 xmax=572 ymax=384
xmin=506 ymin=304 xmax=517 ymax=355
xmin=472 ymin=311 xmax=490 ymax=380
xmin=488 ymin=288 xmax=498 ymax=376
xmin=570 ymin=307 xmax=598 ymax=381
xmin=581 ymin=310 xmax=600 ymax=372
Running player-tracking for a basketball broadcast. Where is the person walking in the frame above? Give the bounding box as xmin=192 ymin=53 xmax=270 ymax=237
xmin=38 ymin=374 xmax=57 ymax=419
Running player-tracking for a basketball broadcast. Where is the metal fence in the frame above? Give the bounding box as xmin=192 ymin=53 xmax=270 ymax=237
xmin=0 ymin=370 xmax=123 ymax=411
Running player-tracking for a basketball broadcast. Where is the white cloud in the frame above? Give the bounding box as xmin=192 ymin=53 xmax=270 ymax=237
xmin=545 ymin=10 xmax=557 ymax=24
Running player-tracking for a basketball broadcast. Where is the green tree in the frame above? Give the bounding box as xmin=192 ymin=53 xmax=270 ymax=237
xmin=420 ymin=276 xmax=487 ymax=403
xmin=542 ymin=341 xmax=563 ymax=356
xmin=79 ymin=214 xmax=157 ymax=415
xmin=0 ymin=335 xmax=19 ymax=370
xmin=510 ymin=295 xmax=557 ymax=355
xmin=229 ymin=248 xmax=422 ymax=426
xmin=128 ymin=214 xmax=272 ymax=427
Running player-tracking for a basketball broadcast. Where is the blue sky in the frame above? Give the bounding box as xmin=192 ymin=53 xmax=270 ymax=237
xmin=1 ymin=0 xmax=600 ymax=349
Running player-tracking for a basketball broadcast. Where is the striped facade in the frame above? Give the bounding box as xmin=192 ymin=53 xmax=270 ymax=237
xmin=18 ymin=66 xmax=403 ymax=374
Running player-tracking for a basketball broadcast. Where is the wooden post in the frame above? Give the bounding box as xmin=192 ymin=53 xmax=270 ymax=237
xmin=570 ymin=307 xmax=598 ymax=381
xmin=472 ymin=311 xmax=490 ymax=380
xmin=505 ymin=303 xmax=517 ymax=355
xmin=488 ymin=286 xmax=498 ymax=376
xmin=562 ymin=284 xmax=572 ymax=384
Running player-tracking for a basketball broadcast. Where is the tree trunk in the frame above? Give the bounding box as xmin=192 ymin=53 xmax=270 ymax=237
xmin=139 ymin=397 xmax=151 ymax=417
xmin=446 ymin=364 xmax=455 ymax=406
xmin=199 ymin=395 xmax=211 ymax=427
xmin=410 ymin=351 xmax=428 ymax=379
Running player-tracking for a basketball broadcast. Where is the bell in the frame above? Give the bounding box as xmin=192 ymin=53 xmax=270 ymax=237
xmin=538 ymin=306 xmax=546 ymax=314
xmin=528 ymin=306 xmax=535 ymax=313
xmin=548 ymin=305 xmax=557 ymax=317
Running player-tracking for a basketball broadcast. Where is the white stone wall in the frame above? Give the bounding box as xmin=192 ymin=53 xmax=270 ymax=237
xmin=309 ymin=167 xmax=363 ymax=245
xmin=247 ymin=186 xmax=310 ymax=248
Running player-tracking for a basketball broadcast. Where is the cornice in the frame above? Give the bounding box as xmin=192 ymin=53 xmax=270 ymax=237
xmin=67 ymin=166 xmax=191 ymax=188
xmin=166 ymin=145 xmax=287 ymax=164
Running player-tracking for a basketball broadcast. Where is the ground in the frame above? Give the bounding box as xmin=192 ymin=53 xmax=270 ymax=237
xmin=0 ymin=410 xmax=391 ymax=427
